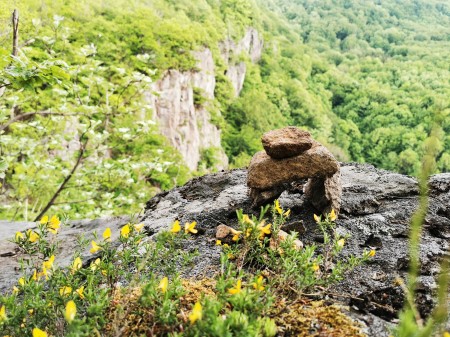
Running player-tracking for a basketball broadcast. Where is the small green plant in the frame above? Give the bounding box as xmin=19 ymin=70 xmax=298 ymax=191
xmin=0 ymin=203 xmax=374 ymax=336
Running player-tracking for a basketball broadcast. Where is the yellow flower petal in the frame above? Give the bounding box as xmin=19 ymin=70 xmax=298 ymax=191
xmin=15 ymin=231 xmax=24 ymax=242
xmin=13 ymin=286 xmax=19 ymax=294
xmin=64 ymin=300 xmax=76 ymax=323
xmin=252 ymin=276 xmax=265 ymax=291
xmin=284 ymin=209 xmax=291 ymax=217
xmin=134 ymin=223 xmax=144 ymax=232
xmin=0 ymin=305 xmax=6 ymax=322
xmin=48 ymin=216 xmax=60 ymax=234
xmin=32 ymin=269 xmax=38 ymax=281
xmin=185 ymin=221 xmax=198 ymax=234
xmin=170 ymin=220 xmax=181 ymax=233
xmin=337 ymin=239 xmax=345 ymax=248
xmin=59 ymin=286 xmax=73 ymax=297
xmin=18 ymin=277 xmax=25 ymax=287
xmin=313 ymin=214 xmax=321 ymax=223
xmin=76 ymin=286 xmax=85 ymax=299
xmin=121 ymin=224 xmax=131 ymax=238
xmin=90 ymin=258 xmax=101 ymax=271
xmin=159 ymin=276 xmax=168 ymax=293
xmin=71 ymin=257 xmax=82 ymax=273
xmin=43 ymin=255 xmax=55 ymax=270
xmin=312 ymin=263 xmax=320 ymax=271
xmin=330 ymin=209 xmax=337 ymax=221
xmin=90 ymin=241 xmax=102 ymax=254
xmin=275 ymin=200 xmax=283 ymax=215
xmin=242 ymin=214 xmax=254 ymax=225
xmin=368 ymin=250 xmax=376 ymax=257
xmin=102 ymin=228 xmax=111 ymax=240
xmin=32 ymin=328 xmax=47 ymax=337
xmin=216 ymin=240 xmax=222 ymax=246
xmin=27 ymin=230 xmax=39 ymax=243
xmin=189 ymin=302 xmax=202 ymax=324
xmin=39 ymin=215 xmax=49 ymax=225
xmin=228 ymin=279 xmax=242 ymax=295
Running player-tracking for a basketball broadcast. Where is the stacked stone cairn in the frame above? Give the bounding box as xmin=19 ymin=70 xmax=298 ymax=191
xmin=247 ymin=126 xmax=342 ymax=216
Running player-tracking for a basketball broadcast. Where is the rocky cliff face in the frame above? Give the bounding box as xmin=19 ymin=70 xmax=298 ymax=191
xmin=146 ymin=28 xmax=263 ymax=171
xmin=1 ymin=164 xmax=448 ymax=335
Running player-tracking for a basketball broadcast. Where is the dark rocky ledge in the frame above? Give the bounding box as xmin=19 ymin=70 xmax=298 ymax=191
xmin=1 ymin=163 xmax=449 ymax=336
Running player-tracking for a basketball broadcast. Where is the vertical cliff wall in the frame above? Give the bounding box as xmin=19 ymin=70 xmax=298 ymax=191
xmin=147 ymin=28 xmax=263 ymax=171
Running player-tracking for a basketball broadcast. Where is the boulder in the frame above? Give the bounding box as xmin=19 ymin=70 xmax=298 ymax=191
xmin=247 ymin=143 xmax=339 ymax=190
xmin=261 ymin=126 xmax=313 ymax=159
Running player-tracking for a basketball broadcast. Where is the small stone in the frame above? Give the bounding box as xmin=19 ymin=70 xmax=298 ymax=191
xmin=270 ymin=230 xmax=303 ymax=251
xmin=216 ymin=224 xmax=232 ymax=239
xmin=262 ymin=126 xmax=313 ymax=159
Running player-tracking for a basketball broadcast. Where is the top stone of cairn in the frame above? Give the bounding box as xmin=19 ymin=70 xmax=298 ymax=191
xmin=261 ymin=126 xmax=313 ymax=159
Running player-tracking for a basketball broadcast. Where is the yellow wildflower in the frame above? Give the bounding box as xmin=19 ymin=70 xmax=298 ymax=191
xmin=15 ymin=231 xmax=24 ymax=242
xmin=38 ymin=266 xmax=49 ymax=280
xmin=230 ymin=228 xmax=242 ymax=241
xmin=101 ymin=269 xmax=107 ymax=276
xmin=18 ymin=277 xmax=25 ymax=287
xmin=28 ymin=309 xmax=34 ymax=315
xmin=284 ymin=209 xmax=291 ymax=217
xmin=245 ymin=228 xmax=252 ymax=238
xmin=59 ymin=286 xmax=73 ymax=297
xmin=90 ymin=258 xmax=101 ymax=271
xmin=121 ymin=224 xmax=131 ymax=238
xmin=0 ymin=305 xmax=6 ymax=322
xmin=40 ymin=215 xmax=49 ymax=225
xmin=89 ymin=241 xmax=102 ymax=254
xmin=443 ymin=332 xmax=450 ymax=337
xmin=252 ymin=276 xmax=265 ymax=291
xmin=48 ymin=216 xmax=60 ymax=234
xmin=228 ymin=279 xmax=242 ymax=295
xmin=313 ymin=214 xmax=321 ymax=223
xmin=185 ymin=221 xmax=198 ymax=234
xmin=257 ymin=223 xmax=271 ymax=239
xmin=329 ymin=209 xmax=337 ymax=221
xmin=32 ymin=328 xmax=47 ymax=337
xmin=27 ymin=230 xmax=39 ymax=243
xmin=134 ymin=223 xmax=144 ymax=232
xmin=102 ymin=227 xmax=111 ymax=241
xmin=159 ymin=276 xmax=169 ymax=293
xmin=43 ymin=255 xmax=55 ymax=270
xmin=337 ymin=239 xmax=345 ymax=248
xmin=32 ymin=269 xmax=38 ymax=281
xmin=13 ymin=286 xmax=19 ymax=294
xmin=170 ymin=220 xmax=181 ymax=233
xmin=71 ymin=257 xmax=82 ymax=273
xmin=76 ymin=286 xmax=85 ymax=299
xmin=216 ymin=240 xmax=222 ymax=245
xmin=312 ymin=264 xmax=320 ymax=271
xmin=222 ymin=243 xmax=230 ymax=249
xmin=242 ymin=214 xmax=254 ymax=225
xmin=189 ymin=302 xmax=202 ymax=325
xmin=368 ymin=250 xmax=376 ymax=257
xmin=64 ymin=300 xmax=76 ymax=323
xmin=275 ymin=200 xmax=283 ymax=215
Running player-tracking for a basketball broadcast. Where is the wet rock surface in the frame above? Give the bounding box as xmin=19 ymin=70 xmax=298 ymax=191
xmin=1 ymin=163 xmax=449 ymax=335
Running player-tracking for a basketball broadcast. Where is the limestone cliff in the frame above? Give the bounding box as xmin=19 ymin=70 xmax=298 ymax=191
xmin=146 ymin=28 xmax=263 ymax=171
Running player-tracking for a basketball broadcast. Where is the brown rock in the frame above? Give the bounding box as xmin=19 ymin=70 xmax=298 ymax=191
xmin=247 ymin=142 xmax=339 ymax=190
xmin=304 ymin=170 xmax=342 ymax=216
xmin=249 ymin=185 xmax=286 ymax=208
xmin=216 ymin=224 xmax=232 ymax=239
xmin=262 ymin=127 xmax=313 ymax=159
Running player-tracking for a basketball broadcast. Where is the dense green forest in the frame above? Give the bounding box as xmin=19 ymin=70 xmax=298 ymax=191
xmin=1 ymin=0 xmax=449 ymax=220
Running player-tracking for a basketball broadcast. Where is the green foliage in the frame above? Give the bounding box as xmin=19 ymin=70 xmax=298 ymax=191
xmin=0 ymin=203 xmax=371 ymax=336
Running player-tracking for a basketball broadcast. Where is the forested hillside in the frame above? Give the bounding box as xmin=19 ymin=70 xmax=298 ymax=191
xmin=1 ymin=0 xmax=449 ymax=220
